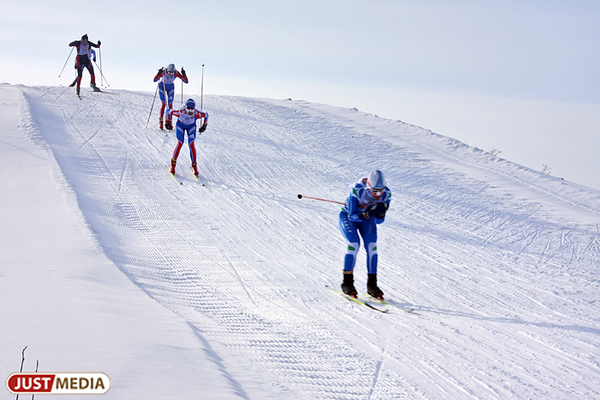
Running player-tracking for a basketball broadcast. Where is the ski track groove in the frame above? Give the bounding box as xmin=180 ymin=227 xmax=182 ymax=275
xmin=19 ymin=86 xmax=600 ymax=400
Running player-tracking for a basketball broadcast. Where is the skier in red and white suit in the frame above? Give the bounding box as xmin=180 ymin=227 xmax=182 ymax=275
xmin=166 ymin=98 xmax=208 ymax=176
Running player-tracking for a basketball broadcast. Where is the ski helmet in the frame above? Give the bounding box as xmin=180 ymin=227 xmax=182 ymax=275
xmin=167 ymin=63 xmax=176 ymax=73
xmin=185 ymin=98 xmax=196 ymax=109
xmin=367 ymin=170 xmax=385 ymax=198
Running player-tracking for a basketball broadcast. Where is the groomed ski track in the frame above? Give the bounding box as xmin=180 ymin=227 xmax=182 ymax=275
xmin=17 ymin=85 xmax=600 ymax=399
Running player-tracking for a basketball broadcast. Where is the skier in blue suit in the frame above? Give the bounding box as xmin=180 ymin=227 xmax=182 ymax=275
xmin=339 ymin=170 xmax=391 ymax=299
xmin=153 ymin=63 xmax=188 ymax=130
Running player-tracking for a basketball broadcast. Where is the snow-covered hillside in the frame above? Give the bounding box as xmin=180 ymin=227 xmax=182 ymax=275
xmin=1 ymin=83 xmax=599 ymax=399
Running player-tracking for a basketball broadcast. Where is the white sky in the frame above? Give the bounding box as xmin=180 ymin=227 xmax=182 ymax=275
xmin=1 ymin=0 xmax=599 ymax=190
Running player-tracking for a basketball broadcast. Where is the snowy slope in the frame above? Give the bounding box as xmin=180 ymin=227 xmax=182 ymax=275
xmin=1 ymin=83 xmax=599 ymax=399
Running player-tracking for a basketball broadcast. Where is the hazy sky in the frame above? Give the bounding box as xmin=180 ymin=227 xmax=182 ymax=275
xmin=2 ymin=0 xmax=599 ymax=189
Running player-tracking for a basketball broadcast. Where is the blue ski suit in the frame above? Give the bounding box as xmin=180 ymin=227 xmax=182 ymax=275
xmin=153 ymin=69 xmax=188 ymax=121
xmin=339 ymin=178 xmax=391 ymax=275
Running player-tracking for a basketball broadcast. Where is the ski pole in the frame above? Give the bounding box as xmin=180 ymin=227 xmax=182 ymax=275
xmin=58 ymin=47 xmax=74 ymax=78
xmin=93 ymin=60 xmax=110 ymax=87
xmin=146 ymin=84 xmax=159 ymax=128
xmin=181 ymin=66 xmax=184 ymax=105
xmin=200 ymin=64 xmax=204 ymax=111
xmin=297 ymin=194 xmax=347 ymax=205
xmin=163 ymin=70 xmax=169 ymax=119
xmin=99 ymin=45 xmax=103 ymax=86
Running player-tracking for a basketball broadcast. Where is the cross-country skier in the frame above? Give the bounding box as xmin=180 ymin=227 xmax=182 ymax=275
xmin=153 ymin=64 xmax=188 ymax=130
xmin=339 ymin=170 xmax=391 ymax=299
xmin=69 ymin=48 xmax=96 ymax=88
xmin=68 ymin=34 xmax=101 ymax=96
xmin=166 ymin=98 xmax=208 ymax=176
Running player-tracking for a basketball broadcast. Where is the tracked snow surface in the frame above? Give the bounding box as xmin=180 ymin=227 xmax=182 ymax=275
xmin=1 ymin=83 xmax=600 ymax=399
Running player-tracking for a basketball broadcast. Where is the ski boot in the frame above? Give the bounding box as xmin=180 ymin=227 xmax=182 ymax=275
xmin=341 ymin=272 xmax=357 ymax=298
xmin=367 ymin=273 xmax=384 ymax=300
xmin=169 ymin=159 xmax=177 ymax=174
xmin=159 ymin=117 xmax=164 ymax=130
xmin=76 ymin=86 xmax=80 ymax=97
xmin=165 ymin=120 xmax=173 ymax=131
xmin=191 ymin=162 xmax=199 ymax=177
xmin=91 ymin=83 xmax=101 ymax=92
xmin=69 ymin=80 xmax=77 ymax=87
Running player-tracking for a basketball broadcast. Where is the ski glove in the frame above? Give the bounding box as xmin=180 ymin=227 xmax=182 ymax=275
xmin=359 ymin=203 xmax=388 ymax=220
xmin=374 ymin=203 xmax=388 ymax=219
xmin=181 ymin=67 xmax=186 ymax=77
xmin=198 ymin=123 xmax=207 ymax=133
xmin=359 ymin=208 xmax=376 ymax=220
xmin=158 ymin=67 xmax=164 ymax=75
xmin=98 ymin=40 xmax=101 ymax=46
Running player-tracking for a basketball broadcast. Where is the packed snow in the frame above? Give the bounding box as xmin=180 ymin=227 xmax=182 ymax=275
xmin=1 ymin=83 xmax=599 ymax=399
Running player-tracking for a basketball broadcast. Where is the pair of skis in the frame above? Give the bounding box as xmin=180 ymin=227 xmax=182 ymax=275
xmin=76 ymin=88 xmax=114 ymax=99
xmin=169 ymin=168 xmax=204 ymax=186
xmin=326 ymin=285 xmax=414 ymax=314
